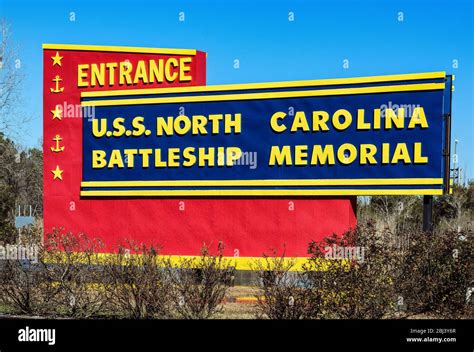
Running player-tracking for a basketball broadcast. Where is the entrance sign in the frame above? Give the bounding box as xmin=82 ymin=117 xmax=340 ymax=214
xmin=45 ymin=44 xmax=452 ymax=266
xmin=80 ymin=72 xmax=452 ymax=197
xmin=43 ymin=44 xmax=356 ymax=266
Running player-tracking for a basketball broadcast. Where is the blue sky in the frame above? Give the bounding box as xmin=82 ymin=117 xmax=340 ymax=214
xmin=1 ymin=0 xmax=473 ymax=180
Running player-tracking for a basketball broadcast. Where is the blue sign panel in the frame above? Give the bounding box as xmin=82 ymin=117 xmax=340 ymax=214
xmin=80 ymin=72 xmax=452 ymax=196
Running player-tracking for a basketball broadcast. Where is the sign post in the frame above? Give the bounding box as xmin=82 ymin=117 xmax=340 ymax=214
xmin=423 ymin=195 xmax=434 ymax=233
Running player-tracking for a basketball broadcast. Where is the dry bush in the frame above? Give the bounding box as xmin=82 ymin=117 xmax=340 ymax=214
xmin=1 ymin=236 xmax=235 ymax=319
xmin=252 ymin=250 xmax=322 ymax=319
xmin=253 ymin=224 xmax=398 ymax=320
xmin=164 ymin=242 xmax=235 ymax=319
xmin=0 ymin=258 xmax=51 ymax=315
xmin=103 ymin=241 xmax=172 ymax=319
xmin=254 ymin=223 xmax=472 ymax=320
xmin=396 ymin=229 xmax=473 ymax=318
xmin=40 ymin=230 xmax=107 ymax=318
xmin=355 ymin=184 xmax=473 ymax=318
xmin=304 ymin=223 xmax=398 ymax=319
xmin=0 ymin=229 xmax=108 ymax=318
xmin=0 ymin=224 xmax=50 ymax=315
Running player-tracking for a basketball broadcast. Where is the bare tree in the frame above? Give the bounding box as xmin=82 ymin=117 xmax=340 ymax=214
xmin=0 ymin=20 xmax=40 ymax=242
xmin=445 ymin=186 xmax=469 ymax=231
xmin=0 ymin=19 xmax=28 ymax=137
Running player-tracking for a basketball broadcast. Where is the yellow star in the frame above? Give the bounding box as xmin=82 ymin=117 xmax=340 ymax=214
xmin=51 ymin=51 xmax=63 ymax=67
xmin=51 ymin=105 xmax=62 ymax=120
xmin=51 ymin=165 xmax=63 ymax=180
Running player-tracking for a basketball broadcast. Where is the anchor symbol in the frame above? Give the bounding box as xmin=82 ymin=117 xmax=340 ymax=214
xmin=50 ymin=75 xmax=64 ymax=93
xmin=50 ymin=134 xmax=65 ymax=153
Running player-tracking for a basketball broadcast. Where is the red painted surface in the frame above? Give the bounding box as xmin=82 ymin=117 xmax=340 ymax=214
xmin=43 ymin=46 xmax=356 ymax=258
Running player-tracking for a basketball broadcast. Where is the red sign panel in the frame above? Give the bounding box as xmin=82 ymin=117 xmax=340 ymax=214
xmin=43 ymin=44 xmax=355 ymax=268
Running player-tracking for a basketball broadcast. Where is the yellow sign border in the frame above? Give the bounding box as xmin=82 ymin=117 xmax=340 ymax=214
xmin=43 ymin=252 xmax=338 ymax=272
xmin=81 ymin=189 xmax=444 ymax=197
xmin=42 ymin=43 xmax=197 ymax=56
xmin=81 ymin=82 xmax=445 ymax=107
xmin=81 ymin=71 xmax=446 ymax=97
xmin=81 ymin=178 xmax=443 ymax=188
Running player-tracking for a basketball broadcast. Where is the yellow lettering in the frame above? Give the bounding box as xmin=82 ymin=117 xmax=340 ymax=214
xmin=391 ymin=143 xmax=411 ymax=164
xmin=133 ymin=60 xmax=149 ymax=84
xmin=183 ymin=147 xmax=196 ymax=167
xmin=192 ymin=115 xmax=208 ymax=135
xmin=106 ymin=62 xmax=117 ymax=86
xmin=413 ymin=142 xmax=428 ymax=163
xmin=294 ymin=145 xmax=308 ymax=165
xmin=174 ymin=115 xmax=191 ymax=135
xmin=149 ymin=60 xmax=164 ymax=83
xmin=77 ymin=64 xmax=89 ymax=87
xmin=157 ymin=117 xmax=174 ymax=136
xmin=179 ymin=57 xmax=192 ymax=81
xmin=139 ymin=149 xmax=153 ymax=168
xmin=112 ymin=118 xmax=126 ymax=137
xmin=357 ymin=109 xmax=370 ymax=130
xmin=165 ymin=58 xmax=178 ymax=82
xmin=360 ymin=144 xmax=377 ymax=164
xmin=91 ymin=63 xmax=105 ymax=87
xmin=385 ymin=108 xmax=405 ymax=129
xmin=108 ymin=150 xmax=124 ymax=168
xmin=92 ymin=150 xmax=106 ymax=168
xmin=291 ymin=111 xmax=310 ymax=132
xmin=270 ymin=112 xmax=287 ymax=133
xmin=92 ymin=118 xmax=107 ymax=138
xmin=269 ymin=145 xmax=292 ymax=166
xmin=310 ymin=145 xmax=335 ymax=165
xmin=408 ymin=107 xmax=429 ymax=129
xmin=225 ymin=113 xmax=241 ymax=134
xmin=168 ymin=148 xmax=180 ymax=167
xmin=123 ymin=149 xmax=137 ymax=168
xmin=226 ymin=147 xmax=242 ymax=166
xmin=119 ymin=61 xmax=132 ymax=85
xmin=332 ymin=109 xmax=352 ymax=131
xmin=337 ymin=143 xmax=357 ymax=164
xmin=198 ymin=148 xmax=215 ymax=167
xmin=312 ymin=111 xmax=330 ymax=131
xmin=208 ymin=114 xmax=223 ymax=134
xmin=382 ymin=143 xmax=390 ymax=164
